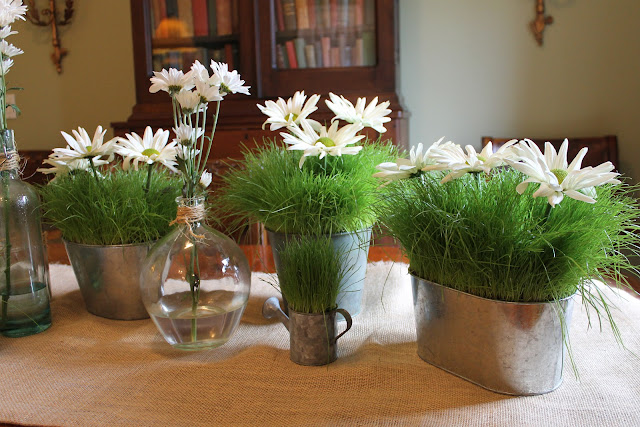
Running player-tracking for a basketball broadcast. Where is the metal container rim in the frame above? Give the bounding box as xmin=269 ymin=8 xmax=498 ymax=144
xmin=63 ymin=239 xmax=156 ymax=250
xmin=410 ymin=273 xmax=576 ymax=307
xmin=265 ymin=227 xmax=372 ymax=238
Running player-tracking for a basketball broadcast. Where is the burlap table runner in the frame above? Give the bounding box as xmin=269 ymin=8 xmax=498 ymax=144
xmin=1 ymin=262 xmax=639 ymax=426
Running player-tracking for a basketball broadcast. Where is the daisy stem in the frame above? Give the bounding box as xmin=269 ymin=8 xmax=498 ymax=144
xmin=0 ymin=67 xmax=6 ymax=130
xmin=171 ymin=97 xmax=179 ymax=130
xmin=195 ymin=104 xmax=207 ymax=176
xmin=189 ymin=237 xmax=201 ymax=342
xmin=200 ymin=100 xmax=220 ymax=176
xmin=88 ymin=157 xmax=101 ymax=187
xmin=144 ymin=161 xmax=155 ymax=194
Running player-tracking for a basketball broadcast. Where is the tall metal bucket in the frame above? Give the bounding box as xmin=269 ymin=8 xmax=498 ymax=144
xmin=411 ymin=275 xmax=574 ymax=395
xmin=267 ymin=228 xmax=371 ymax=318
xmin=64 ymin=241 xmax=152 ymax=320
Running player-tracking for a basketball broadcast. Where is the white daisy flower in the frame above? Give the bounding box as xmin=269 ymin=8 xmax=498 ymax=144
xmin=175 ymin=90 xmax=204 ymax=114
xmin=0 ymin=25 xmax=17 ymax=39
xmin=326 ymin=92 xmax=392 ymax=133
xmin=53 ymin=126 xmax=117 ymax=162
xmin=195 ymin=79 xmax=223 ymax=103
xmin=257 ymin=90 xmax=321 ymax=131
xmin=373 ymin=137 xmax=456 ymax=182
xmin=0 ymin=0 xmax=27 ymax=27
xmin=188 ymin=59 xmax=209 ymax=83
xmin=116 ymin=126 xmax=178 ymax=172
xmin=37 ymin=156 xmax=108 ymax=180
xmin=172 ymin=123 xmax=204 ymax=146
xmin=149 ymin=68 xmax=195 ymax=95
xmin=210 ymin=60 xmax=250 ymax=96
xmin=0 ymin=39 xmax=21 ymax=57
xmin=0 ymin=57 xmax=12 ymax=75
xmin=176 ymin=145 xmax=200 ymax=161
xmin=199 ymin=170 xmax=213 ymax=189
xmin=507 ymin=139 xmax=621 ymax=207
xmin=424 ymin=138 xmax=517 ymax=183
xmin=281 ymin=119 xmax=365 ymax=168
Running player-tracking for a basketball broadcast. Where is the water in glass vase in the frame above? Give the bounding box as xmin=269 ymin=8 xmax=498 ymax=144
xmin=1 ymin=281 xmax=51 ymax=337
xmin=148 ymin=289 xmax=247 ymax=350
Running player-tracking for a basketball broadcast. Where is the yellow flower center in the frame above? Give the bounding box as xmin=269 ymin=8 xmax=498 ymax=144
xmin=551 ymin=168 xmax=568 ymax=184
xmin=220 ymin=83 xmax=231 ymax=95
xmin=142 ymin=148 xmax=161 ymax=157
xmin=477 ymin=155 xmax=487 ymax=162
xmin=285 ymin=112 xmax=299 ymax=122
xmin=316 ymin=137 xmax=335 ymax=147
xmin=85 ymin=146 xmax=92 ymax=152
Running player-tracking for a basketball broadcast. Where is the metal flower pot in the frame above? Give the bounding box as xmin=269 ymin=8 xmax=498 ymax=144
xmin=262 ymin=297 xmax=352 ymax=366
xmin=411 ymin=275 xmax=575 ymax=395
xmin=267 ymin=228 xmax=371 ymax=318
xmin=64 ymin=240 xmax=152 ymax=320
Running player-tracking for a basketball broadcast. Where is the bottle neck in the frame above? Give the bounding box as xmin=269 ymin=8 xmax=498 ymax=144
xmin=0 ymin=129 xmax=18 ymax=176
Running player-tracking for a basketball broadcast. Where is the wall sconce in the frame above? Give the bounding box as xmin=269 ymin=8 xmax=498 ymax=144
xmin=25 ymin=0 xmax=74 ymax=74
xmin=531 ymin=0 xmax=553 ymax=46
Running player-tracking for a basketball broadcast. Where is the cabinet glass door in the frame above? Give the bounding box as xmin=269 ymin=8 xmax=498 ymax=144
xmin=272 ymin=0 xmax=377 ymax=70
xmin=149 ymin=0 xmax=241 ymax=71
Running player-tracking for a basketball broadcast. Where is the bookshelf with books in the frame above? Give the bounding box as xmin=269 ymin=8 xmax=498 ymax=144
xmin=114 ymin=0 xmax=406 ymax=173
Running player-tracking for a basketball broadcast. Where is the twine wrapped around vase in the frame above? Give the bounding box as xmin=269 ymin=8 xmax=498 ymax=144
xmin=169 ymin=202 xmax=206 ymax=239
xmin=0 ymin=150 xmax=20 ymax=171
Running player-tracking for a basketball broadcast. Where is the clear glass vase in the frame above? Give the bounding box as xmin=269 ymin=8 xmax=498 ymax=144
xmin=140 ymin=196 xmax=251 ymax=350
xmin=0 ymin=129 xmax=52 ymax=337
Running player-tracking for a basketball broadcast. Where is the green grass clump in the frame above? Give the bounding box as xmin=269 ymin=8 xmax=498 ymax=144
xmin=215 ymin=139 xmax=397 ymax=235
xmin=278 ymin=235 xmax=345 ymax=313
xmin=39 ymin=167 xmax=181 ymax=245
xmin=378 ymin=168 xmax=640 ymax=303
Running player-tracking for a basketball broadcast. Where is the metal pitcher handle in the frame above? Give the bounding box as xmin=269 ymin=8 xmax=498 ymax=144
xmin=333 ymin=308 xmax=352 ymax=343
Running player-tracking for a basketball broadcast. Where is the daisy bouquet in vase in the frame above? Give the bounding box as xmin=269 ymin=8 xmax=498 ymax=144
xmin=0 ymin=0 xmax=53 ymax=337
xmin=139 ymin=60 xmax=252 ymax=350
xmin=374 ymin=137 xmax=640 ymax=394
xmin=217 ymin=91 xmax=398 ymax=317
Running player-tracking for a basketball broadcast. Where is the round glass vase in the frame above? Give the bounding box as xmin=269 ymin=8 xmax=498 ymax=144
xmin=0 ymin=129 xmax=52 ymax=337
xmin=140 ymin=196 xmax=251 ymax=350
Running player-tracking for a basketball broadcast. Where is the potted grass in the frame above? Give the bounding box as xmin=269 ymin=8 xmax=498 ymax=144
xmin=38 ymin=126 xmax=181 ymax=320
xmin=262 ymin=235 xmax=353 ymax=366
xmin=374 ymin=138 xmax=640 ymax=395
xmin=217 ymin=91 xmax=397 ymax=317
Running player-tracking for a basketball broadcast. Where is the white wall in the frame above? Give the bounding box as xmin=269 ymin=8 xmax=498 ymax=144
xmin=399 ymin=0 xmax=640 ymax=182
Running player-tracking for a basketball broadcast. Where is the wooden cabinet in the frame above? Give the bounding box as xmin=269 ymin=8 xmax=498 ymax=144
xmin=112 ymin=0 xmax=408 ymax=163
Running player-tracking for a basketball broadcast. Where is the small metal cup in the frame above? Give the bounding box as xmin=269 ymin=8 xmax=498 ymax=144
xmin=263 ymin=297 xmax=353 ymax=366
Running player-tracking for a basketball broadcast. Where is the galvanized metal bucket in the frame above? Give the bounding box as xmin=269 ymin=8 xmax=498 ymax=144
xmin=267 ymin=228 xmax=371 ymax=318
xmin=64 ymin=240 xmax=152 ymax=320
xmin=262 ymin=297 xmax=353 ymax=366
xmin=411 ymin=275 xmax=575 ymax=395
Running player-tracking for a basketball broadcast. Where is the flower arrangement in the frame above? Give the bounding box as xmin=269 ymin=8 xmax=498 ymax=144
xmin=38 ymin=125 xmax=181 ymax=245
xmin=375 ymin=138 xmax=640 ymax=309
xmin=217 ymin=91 xmax=397 ymax=235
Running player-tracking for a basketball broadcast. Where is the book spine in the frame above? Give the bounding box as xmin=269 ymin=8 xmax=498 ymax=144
xmin=281 ymin=0 xmax=298 ymax=30
xmin=329 ymin=0 xmax=338 ymax=28
xmin=361 ymin=30 xmax=375 ymax=66
xmin=330 ymin=46 xmax=340 ymax=67
xmin=177 ymin=0 xmax=194 ymax=36
xmin=192 ymin=0 xmax=209 ymax=36
xmin=307 ymin=0 xmax=316 ymax=29
xmin=321 ymin=36 xmax=331 ymax=67
xmin=285 ymin=39 xmax=298 ymax=68
xmin=216 ymin=0 xmax=232 ymax=35
xmin=317 ymin=0 xmax=330 ymax=29
xmin=275 ymin=43 xmax=287 ymax=69
xmin=294 ymin=37 xmax=307 ymax=68
xmin=275 ymin=0 xmax=286 ymax=32
xmin=165 ymin=0 xmax=178 ymax=18
xmin=314 ymin=39 xmax=323 ymax=67
xmin=354 ymin=0 xmax=364 ymax=27
xmin=295 ymin=0 xmax=309 ymax=29
xmin=304 ymin=43 xmax=316 ymax=68
xmin=363 ymin=0 xmax=375 ymax=27
xmin=207 ymin=0 xmax=217 ymax=36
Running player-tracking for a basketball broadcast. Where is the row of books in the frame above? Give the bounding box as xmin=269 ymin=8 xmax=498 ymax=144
xmin=152 ymin=44 xmax=238 ymax=72
xmin=151 ymin=0 xmax=237 ymax=39
xmin=276 ymin=0 xmax=375 ymax=32
xmin=275 ymin=33 xmax=375 ymax=69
